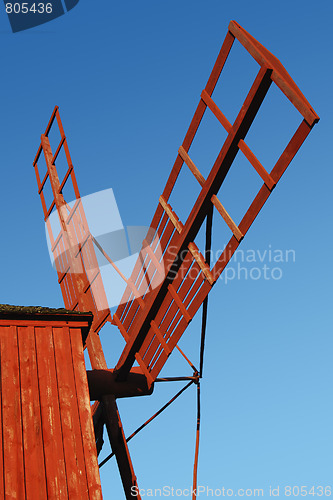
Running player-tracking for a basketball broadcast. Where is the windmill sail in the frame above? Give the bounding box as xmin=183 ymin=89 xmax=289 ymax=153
xmin=33 ymin=111 xmax=111 ymax=334
xmin=112 ymin=20 xmax=319 ymax=382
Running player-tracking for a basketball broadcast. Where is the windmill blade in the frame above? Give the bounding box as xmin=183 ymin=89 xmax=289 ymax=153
xmin=33 ymin=108 xmax=111 ymax=333
xmin=112 ymin=20 xmax=319 ymax=382
xmin=33 ymin=108 xmax=141 ymax=500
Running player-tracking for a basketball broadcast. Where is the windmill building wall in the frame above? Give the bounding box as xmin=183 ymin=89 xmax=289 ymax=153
xmin=0 ymin=306 xmax=103 ymax=499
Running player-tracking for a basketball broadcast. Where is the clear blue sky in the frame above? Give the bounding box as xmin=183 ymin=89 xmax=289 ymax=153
xmin=0 ymin=1 xmax=332 ymax=498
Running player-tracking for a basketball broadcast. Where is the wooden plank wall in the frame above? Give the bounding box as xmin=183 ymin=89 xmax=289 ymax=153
xmin=0 ymin=321 xmax=103 ymax=499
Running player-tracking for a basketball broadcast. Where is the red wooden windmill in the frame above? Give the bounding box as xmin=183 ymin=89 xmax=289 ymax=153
xmin=32 ymin=20 xmax=319 ymax=499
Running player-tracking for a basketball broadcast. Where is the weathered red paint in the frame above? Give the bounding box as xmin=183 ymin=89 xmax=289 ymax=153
xmin=0 ymin=307 xmax=102 ymax=499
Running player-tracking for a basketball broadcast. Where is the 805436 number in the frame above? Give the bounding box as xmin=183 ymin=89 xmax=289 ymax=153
xmin=285 ymin=486 xmax=332 ymax=497
xmin=5 ymin=3 xmax=53 ymax=14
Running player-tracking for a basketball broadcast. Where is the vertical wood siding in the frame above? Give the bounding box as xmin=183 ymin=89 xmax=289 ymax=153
xmin=0 ymin=321 xmax=103 ymax=499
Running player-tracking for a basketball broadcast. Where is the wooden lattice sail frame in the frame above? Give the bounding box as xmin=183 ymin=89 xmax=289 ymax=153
xmin=33 ymin=20 xmax=319 ymax=500
xmin=113 ymin=20 xmax=319 ymax=381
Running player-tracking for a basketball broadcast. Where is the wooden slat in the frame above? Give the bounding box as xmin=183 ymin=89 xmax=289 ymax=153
xmin=53 ymin=327 xmax=90 ymax=499
xmin=121 ymin=300 xmax=140 ymax=333
xmin=188 ymin=242 xmax=215 ymax=285
xmin=128 ymin=247 xmax=160 ymax=300
xmin=113 ymin=313 xmax=130 ymax=342
xmin=142 ymin=238 xmax=165 ymax=276
xmin=38 ymin=170 xmax=50 ymax=194
xmin=35 ymin=326 xmax=68 ymax=499
xmin=174 ymin=144 xmax=243 ymax=244
xmin=33 ymin=143 xmax=43 ymax=167
xmin=40 ymin=189 xmax=48 ymax=219
xmin=157 ymin=218 xmax=176 ymax=256
xmin=161 ymin=31 xmax=235 ymax=203
xmin=159 ymin=195 xmax=183 ymax=233
xmin=0 ymin=326 xmax=26 ymax=499
xmin=168 ymin=284 xmax=192 ymax=323
xmin=45 ymin=105 xmax=59 ymax=136
xmin=150 ymin=320 xmax=171 ymax=356
xmin=178 ymin=143 xmax=243 ymax=241
xmin=134 ymin=353 xmax=154 ymax=387
xmin=52 ymin=135 xmax=66 ymax=165
xmin=237 ymin=139 xmax=276 ymax=190
xmin=51 ymin=230 xmax=64 ymax=254
xmin=205 ymin=30 xmax=235 ymax=95
xmin=201 ymin=89 xmax=276 ymax=189
xmin=66 ymin=198 xmax=81 ymax=225
xmin=178 ymin=146 xmax=205 ymax=186
xmin=69 ymin=328 xmax=103 ymax=500
xmin=46 ymin=200 xmax=56 ymax=219
xmin=201 ymin=89 xmax=232 ymax=133
xmin=18 ymin=326 xmax=47 ymax=499
xmin=211 ymin=194 xmax=244 ymax=241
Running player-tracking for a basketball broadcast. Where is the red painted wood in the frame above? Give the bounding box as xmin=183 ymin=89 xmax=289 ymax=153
xmin=228 ymin=21 xmax=319 ymax=126
xmin=0 ymin=316 xmax=104 ymax=499
xmin=115 ymin=66 xmax=273 ymax=379
xmin=18 ymin=326 xmax=48 ymax=499
xmin=110 ymin=22 xmax=318 ymax=384
xmin=143 ymin=258 xmax=201 ymax=368
xmin=53 ymin=326 xmax=90 ymax=499
xmin=69 ymin=328 xmax=103 ymax=500
xmin=0 ymin=319 xmax=90 ymax=329
xmin=35 ymin=326 xmax=69 ymax=499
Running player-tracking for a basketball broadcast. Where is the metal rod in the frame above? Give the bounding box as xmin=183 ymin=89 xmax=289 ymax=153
xmin=99 ymin=380 xmax=194 ymax=469
xmin=176 ymin=344 xmax=198 ymax=373
xmin=192 ymin=381 xmax=201 ymax=500
xmin=199 ymin=205 xmax=213 ymax=378
xmin=155 ymin=376 xmax=198 ymax=382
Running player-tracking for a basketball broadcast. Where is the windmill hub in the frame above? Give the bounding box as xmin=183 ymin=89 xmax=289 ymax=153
xmin=87 ymin=367 xmax=154 ymax=400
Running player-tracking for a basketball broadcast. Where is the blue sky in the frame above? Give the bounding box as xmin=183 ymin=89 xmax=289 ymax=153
xmin=0 ymin=0 xmax=332 ymax=498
